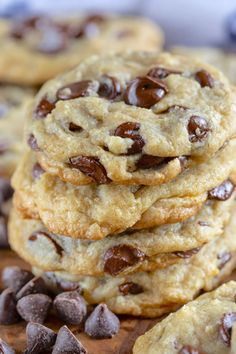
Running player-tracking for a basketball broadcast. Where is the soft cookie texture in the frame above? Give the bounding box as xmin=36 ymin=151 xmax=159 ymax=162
xmin=133 ymin=281 xmax=236 ymax=354
xmin=12 ymin=141 xmax=236 ymax=239
xmin=26 ymin=51 xmax=236 ymax=185
xmin=0 ymin=15 xmax=163 ymax=85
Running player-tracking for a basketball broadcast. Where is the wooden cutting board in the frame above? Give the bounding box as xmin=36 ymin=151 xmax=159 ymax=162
xmin=0 ymin=249 xmax=235 ymax=354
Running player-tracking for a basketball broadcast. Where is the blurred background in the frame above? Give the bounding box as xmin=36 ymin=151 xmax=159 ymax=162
xmin=1 ymin=0 xmax=236 ymax=47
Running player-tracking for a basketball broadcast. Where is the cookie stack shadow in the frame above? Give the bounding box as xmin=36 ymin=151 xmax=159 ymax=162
xmin=9 ymin=51 xmax=236 ymax=317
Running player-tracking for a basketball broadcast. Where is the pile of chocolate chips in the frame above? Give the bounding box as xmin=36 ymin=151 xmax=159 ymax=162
xmin=0 ymin=266 xmax=120 ymax=353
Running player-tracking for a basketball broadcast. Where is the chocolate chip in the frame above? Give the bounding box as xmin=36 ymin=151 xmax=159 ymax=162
xmin=104 ymin=244 xmax=145 ymax=276
xmin=0 ymin=288 xmax=20 ymax=325
xmin=0 ymin=338 xmax=15 ymax=354
xmin=56 ymin=80 xmax=94 ymax=100
xmin=85 ymin=304 xmax=120 ymax=339
xmin=53 ymin=290 xmax=87 ymax=325
xmin=32 ymin=163 xmax=45 ymax=180
xmin=16 ymin=277 xmax=48 ymax=301
xmin=136 ymin=154 xmax=169 ymax=170
xmin=0 ymin=214 xmax=9 ymax=248
xmin=2 ymin=266 xmax=34 ymax=294
xmin=178 ymin=345 xmax=207 ymax=354
xmin=9 ymin=16 xmax=45 ymax=39
xmin=29 ymin=231 xmax=63 ymax=257
xmin=17 ymin=294 xmax=52 ymax=324
xmin=52 ymin=325 xmax=87 ymax=354
xmin=69 ymin=122 xmax=82 ymax=132
xmin=119 ymin=282 xmax=143 ymax=295
xmin=36 ymin=28 xmax=67 ymax=54
xmin=24 ymin=322 xmax=56 ymax=354
xmin=0 ymin=178 xmax=13 ymax=204
xmin=219 ymin=312 xmax=236 ymax=346
xmin=124 ymin=76 xmax=168 ymax=108
xmin=217 ymin=252 xmax=232 ymax=269
xmin=27 ymin=134 xmax=41 ymax=152
xmin=174 ymin=247 xmax=201 ymax=258
xmin=195 ymin=69 xmax=214 ymax=88
xmin=44 ymin=272 xmax=81 ymax=294
xmin=113 ymin=122 xmax=145 ymax=155
xmin=34 ymin=97 xmax=56 ymax=119
xmin=98 ymin=75 xmax=121 ymax=100
xmin=69 ymin=15 xmax=104 ymax=39
xmin=187 ymin=116 xmax=209 ymax=143
xmin=160 ymin=105 xmax=187 ymax=113
xmin=147 ymin=67 xmax=181 ymax=79
xmin=69 ymin=155 xmax=110 ymax=184
xmin=208 ymin=180 xmax=235 ymax=201
xmin=198 ymin=221 xmax=210 ymax=226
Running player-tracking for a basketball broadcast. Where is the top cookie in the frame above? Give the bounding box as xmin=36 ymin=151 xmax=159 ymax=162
xmin=0 ymin=15 xmax=163 ymax=85
xmin=27 ymin=51 xmax=236 ymax=185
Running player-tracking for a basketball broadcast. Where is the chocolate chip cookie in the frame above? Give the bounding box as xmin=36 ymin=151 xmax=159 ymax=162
xmin=12 ymin=140 xmax=236 ymax=239
xmin=26 ymin=51 xmax=236 ymax=185
xmin=0 ymin=15 xmax=163 ymax=85
xmin=31 ymin=204 xmax=236 ymax=317
xmin=133 ymin=281 xmax=236 ymax=353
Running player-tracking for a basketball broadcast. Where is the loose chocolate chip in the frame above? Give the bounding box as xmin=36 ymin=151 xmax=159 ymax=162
xmin=17 ymin=294 xmax=52 ymax=324
xmin=29 ymin=231 xmax=63 ymax=257
xmin=160 ymin=105 xmax=187 ymax=113
xmin=2 ymin=266 xmax=34 ymax=294
xmin=98 ymin=75 xmax=121 ymax=100
xmin=113 ymin=122 xmax=145 ymax=155
xmin=174 ymin=247 xmax=201 ymax=259
xmin=16 ymin=277 xmax=48 ymax=301
xmin=119 ymin=282 xmax=143 ymax=295
xmin=195 ymin=69 xmax=214 ymax=88
xmin=178 ymin=345 xmax=207 ymax=354
xmin=136 ymin=154 xmax=169 ymax=170
xmin=219 ymin=312 xmax=236 ymax=346
xmin=53 ymin=290 xmax=87 ymax=325
xmin=147 ymin=67 xmax=181 ymax=79
xmin=52 ymin=325 xmax=87 ymax=354
xmin=104 ymin=244 xmax=145 ymax=276
xmin=0 ymin=288 xmax=20 ymax=325
xmin=69 ymin=122 xmax=82 ymax=132
xmin=32 ymin=163 xmax=45 ymax=180
xmin=69 ymin=155 xmax=110 ymax=184
xmin=0 ymin=214 xmax=9 ymax=248
xmin=34 ymin=97 xmax=56 ymax=119
xmin=85 ymin=304 xmax=120 ymax=339
xmin=208 ymin=180 xmax=235 ymax=201
xmin=124 ymin=76 xmax=168 ymax=108
xmin=27 ymin=134 xmax=41 ymax=152
xmin=24 ymin=322 xmax=56 ymax=354
xmin=187 ymin=116 xmax=209 ymax=143
xmin=56 ymin=80 xmax=94 ymax=100
xmin=217 ymin=252 xmax=232 ymax=269
xmin=0 ymin=178 xmax=13 ymax=204
xmin=0 ymin=338 xmax=15 ymax=354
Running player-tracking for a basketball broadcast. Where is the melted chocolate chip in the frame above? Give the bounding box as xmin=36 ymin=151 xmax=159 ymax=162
xmin=147 ymin=67 xmax=181 ymax=79
xmin=53 ymin=290 xmax=87 ymax=325
xmin=187 ymin=116 xmax=209 ymax=143
xmin=69 ymin=155 xmax=110 ymax=184
xmin=174 ymin=247 xmax=201 ymax=259
xmin=98 ymin=75 xmax=121 ymax=99
xmin=0 ymin=339 xmax=15 ymax=354
xmin=124 ymin=76 xmax=168 ymax=108
xmin=17 ymin=294 xmax=52 ymax=324
xmin=56 ymin=80 xmax=94 ymax=100
xmin=119 ymin=282 xmax=143 ymax=295
xmin=208 ymin=180 xmax=235 ymax=201
xmin=52 ymin=325 xmax=87 ymax=354
xmin=16 ymin=277 xmax=48 ymax=301
xmin=104 ymin=244 xmax=145 ymax=276
xmin=34 ymin=97 xmax=56 ymax=119
xmin=69 ymin=15 xmax=104 ymax=39
xmin=195 ymin=69 xmax=214 ymax=88
xmin=178 ymin=345 xmax=207 ymax=354
xmin=25 ymin=322 xmax=57 ymax=354
xmin=136 ymin=154 xmax=169 ymax=170
xmin=69 ymin=122 xmax=82 ymax=132
xmin=0 ymin=288 xmax=20 ymax=325
xmin=217 ymin=252 xmax=232 ymax=269
xmin=219 ymin=312 xmax=236 ymax=346
xmin=113 ymin=122 xmax=145 ymax=155
xmin=32 ymin=163 xmax=45 ymax=180
xmin=2 ymin=266 xmax=34 ymax=294
xmin=27 ymin=134 xmax=40 ymax=151
xmin=36 ymin=28 xmax=67 ymax=54
xmin=85 ymin=304 xmax=120 ymax=339
xmin=29 ymin=231 xmax=63 ymax=257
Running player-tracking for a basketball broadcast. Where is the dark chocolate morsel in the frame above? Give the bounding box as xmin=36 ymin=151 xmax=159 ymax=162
xmin=34 ymin=97 xmax=56 ymax=119
xmin=219 ymin=312 xmax=236 ymax=346
xmin=2 ymin=266 xmax=34 ymax=294
xmin=52 ymin=325 xmax=87 ymax=354
xmin=113 ymin=122 xmax=145 ymax=155
xmin=32 ymin=163 xmax=45 ymax=180
xmin=174 ymin=247 xmax=201 ymax=259
xmin=0 ymin=178 xmax=13 ymax=204
xmin=29 ymin=231 xmax=63 ymax=257
xmin=208 ymin=180 xmax=235 ymax=201
xmin=27 ymin=134 xmax=41 ymax=152
xmin=147 ymin=67 xmax=181 ymax=79
xmin=119 ymin=282 xmax=143 ymax=295
xmin=16 ymin=277 xmax=48 ymax=301
xmin=24 ymin=322 xmax=56 ymax=354
xmin=195 ymin=69 xmax=214 ymax=88
xmin=98 ymin=75 xmax=121 ymax=100
xmin=136 ymin=154 xmax=170 ymax=170
xmin=0 ymin=288 xmax=20 ymax=325
xmin=0 ymin=338 xmax=15 ymax=354
xmin=56 ymin=80 xmax=94 ymax=100
xmin=217 ymin=252 xmax=232 ymax=269
xmin=17 ymin=294 xmax=52 ymax=324
xmin=187 ymin=116 xmax=209 ymax=143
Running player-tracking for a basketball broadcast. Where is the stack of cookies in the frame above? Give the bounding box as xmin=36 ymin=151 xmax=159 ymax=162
xmin=9 ymin=50 xmax=236 ymax=317
xmin=0 ymin=14 xmax=162 ymax=247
